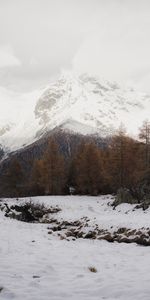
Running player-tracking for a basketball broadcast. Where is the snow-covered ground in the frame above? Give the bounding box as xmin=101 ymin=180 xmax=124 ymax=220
xmin=1 ymin=195 xmax=150 ymax=300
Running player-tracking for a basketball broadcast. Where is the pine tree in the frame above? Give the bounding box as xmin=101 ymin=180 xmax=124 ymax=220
xmin=31 ymin=159 xmax=45 ymax=195
xmin=74 ymin=142 xmax=103 ymax=195
xmin=139 ymin=120 xmax=150 ymax=169
xmin=107 ymin=124 xmax=142 ymax=193
xmin=138 ymin=120 xmax=150 ymax=199
xmin=42 ymin=139 xmax=66 ymax=195
xmin=108 ymin=124 xmax=127 ymax=190
xmin=4 ymin=158 xmax=23 ymax=196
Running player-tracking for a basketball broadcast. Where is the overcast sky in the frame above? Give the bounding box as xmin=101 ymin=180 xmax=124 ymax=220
xmin=0 ymin=0 xmax=150 ymax=92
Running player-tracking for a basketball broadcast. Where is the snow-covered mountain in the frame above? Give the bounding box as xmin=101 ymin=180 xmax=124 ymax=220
xmin=0 ymin=73 xmax=150 ymax=152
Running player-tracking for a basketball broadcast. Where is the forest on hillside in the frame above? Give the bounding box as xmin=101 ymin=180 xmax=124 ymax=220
xmin=0 ymin=120 xmax=150 ymax=205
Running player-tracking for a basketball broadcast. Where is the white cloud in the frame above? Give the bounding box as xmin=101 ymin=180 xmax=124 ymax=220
xmin=0 ymin=45 xmax=21 ymax=68
xmin=72 ymin=0 xmax=150 ymax=92
xmin=0 ymin=1 xmax=150 ymax=92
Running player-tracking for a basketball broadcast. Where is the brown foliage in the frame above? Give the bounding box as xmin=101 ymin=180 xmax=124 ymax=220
xmin=139 ymin=120 xmax=150 ymax=169
xmin=107 ymin=133 xmax=143 ymax=192
xmin=1 ymin=121 xmax=150 ymax=198
xmin=73 ymin=142 xmax=104 ymax=195
xmin=2 ymin=158 xmax=23 ymax=197
xmin=31 ymin=139 xmax=66 ymax=195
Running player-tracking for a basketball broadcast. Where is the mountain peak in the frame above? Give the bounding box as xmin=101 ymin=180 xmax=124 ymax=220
xmin=0 ymin=73 xmax=150 ymax=152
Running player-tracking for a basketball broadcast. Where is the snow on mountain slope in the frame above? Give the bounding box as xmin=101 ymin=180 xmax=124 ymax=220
xmin=0 ymin=87 xmax=44 ymax=151
xmin=0 ymin=72 xmax=150 ymax=152
xmin=35 ymin=73 xmax=150 ymax=136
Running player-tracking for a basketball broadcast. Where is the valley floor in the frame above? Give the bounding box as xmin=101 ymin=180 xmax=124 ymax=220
xmin=0 ymin=195 xmax=150 ymax=300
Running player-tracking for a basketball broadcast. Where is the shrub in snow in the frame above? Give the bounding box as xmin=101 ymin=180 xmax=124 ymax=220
xmin=3 ymin=201 xmax=61 ymax=223
xmin=135 ymin=198 xmax=150 ymax=211
xmin=112 ymin=188 xmax=137 ymax=207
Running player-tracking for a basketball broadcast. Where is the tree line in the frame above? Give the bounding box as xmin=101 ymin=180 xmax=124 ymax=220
xmin=1 ymin=120 xmax=150 ymax=200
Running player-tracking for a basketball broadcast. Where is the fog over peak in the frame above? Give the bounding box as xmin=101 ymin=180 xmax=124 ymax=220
xmin=0 ymin=0 xmax=150 ymax=93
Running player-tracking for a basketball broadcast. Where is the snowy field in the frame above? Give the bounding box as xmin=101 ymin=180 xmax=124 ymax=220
xmin=1 ymin=195 xmax=150 ymax=300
